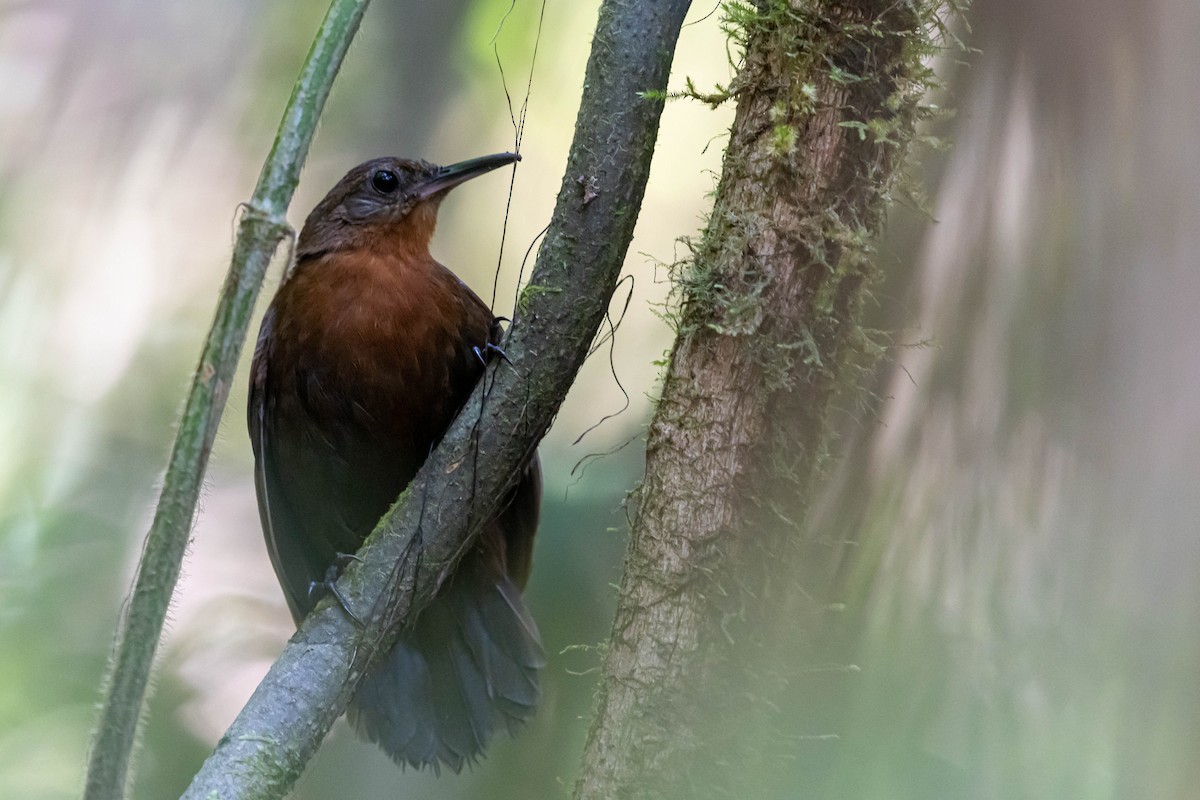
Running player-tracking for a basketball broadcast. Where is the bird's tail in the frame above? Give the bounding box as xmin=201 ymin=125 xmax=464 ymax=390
xmin=348 ymin=570 xmax=545 ymax=772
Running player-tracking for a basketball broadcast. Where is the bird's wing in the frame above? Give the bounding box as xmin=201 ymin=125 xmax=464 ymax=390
xmin=247 ymin=306 xmax=288 ymax=604
xmin=248 ymin=306 xmax=316 ymax=620
xmin=249 ymin=304 xmax=377 ymax=620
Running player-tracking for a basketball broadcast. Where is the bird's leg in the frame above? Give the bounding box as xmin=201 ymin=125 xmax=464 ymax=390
xmin=308 ymin=552 xmax=365 ymax=626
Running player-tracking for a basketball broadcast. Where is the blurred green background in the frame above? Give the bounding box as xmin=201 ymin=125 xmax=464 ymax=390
xmin=1 ymin=1 xmax=1197 ymax=798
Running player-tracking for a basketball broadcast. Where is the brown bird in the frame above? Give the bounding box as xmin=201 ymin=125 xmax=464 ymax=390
xmin=248 ymin=152 xmax=543 ymax=772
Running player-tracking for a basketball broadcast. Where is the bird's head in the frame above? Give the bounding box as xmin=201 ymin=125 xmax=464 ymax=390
xmin=296 ymin=152 xmax=520 ymax=260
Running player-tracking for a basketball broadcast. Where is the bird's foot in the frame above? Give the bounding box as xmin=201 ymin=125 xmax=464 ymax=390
xmin=473 ymin=341 xmax=512 ymax=366
xmin=308 ymin=552 xmax=365 ymax=626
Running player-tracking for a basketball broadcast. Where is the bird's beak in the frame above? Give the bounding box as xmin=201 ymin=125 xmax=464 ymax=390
xmin=414 ymin=152 xmax=521 ymax=201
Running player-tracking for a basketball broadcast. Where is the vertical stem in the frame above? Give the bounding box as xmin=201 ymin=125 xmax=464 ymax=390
xmin=83 ymin=2 xmax=371 ymax=798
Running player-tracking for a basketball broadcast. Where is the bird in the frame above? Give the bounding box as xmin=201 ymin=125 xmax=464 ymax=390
xmin=247 ymin=152 xmax=544 ymax=772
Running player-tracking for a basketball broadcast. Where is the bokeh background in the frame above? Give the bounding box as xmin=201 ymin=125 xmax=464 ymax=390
xmin=1 ymin=1 xmax=1197 ymax=798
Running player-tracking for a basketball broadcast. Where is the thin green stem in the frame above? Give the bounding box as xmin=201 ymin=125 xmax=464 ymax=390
xmin=82 ymin=2 xmax=371 ymax=799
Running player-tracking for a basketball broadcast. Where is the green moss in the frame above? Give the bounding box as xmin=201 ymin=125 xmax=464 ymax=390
xmin=516 ymin=283 xmax=563 ymax=316
xmin=652 ymin=0 xmax=971 ymax=508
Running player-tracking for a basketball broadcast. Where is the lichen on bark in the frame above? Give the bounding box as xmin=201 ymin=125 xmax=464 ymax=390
xmin=575 ymin=2 xmax=964 ymax=798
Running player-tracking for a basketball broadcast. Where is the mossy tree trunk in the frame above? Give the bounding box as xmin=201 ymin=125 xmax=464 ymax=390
xmin=574 ymin=2 xmax=956 ymax=797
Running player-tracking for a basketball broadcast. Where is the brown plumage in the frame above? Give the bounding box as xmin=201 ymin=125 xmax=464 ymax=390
xmin=248 ymin=153 xmax=543 ymax=771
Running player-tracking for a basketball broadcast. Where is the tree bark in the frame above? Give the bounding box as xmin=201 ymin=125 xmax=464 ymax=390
xmin=575 ymin=2 xmax=954 ymax=797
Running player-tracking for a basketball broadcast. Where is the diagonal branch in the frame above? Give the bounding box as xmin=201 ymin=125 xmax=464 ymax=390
xmin=83 ymin=3 xmax=372 ymax=799
xmin=180 ymin=0 xmax=693 ymax=797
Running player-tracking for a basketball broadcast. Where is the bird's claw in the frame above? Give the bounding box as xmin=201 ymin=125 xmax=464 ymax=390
xmin=308 ymin=555 xmax=365 ymax=627
xmin=473 ymin=341 xmax=512 ymax=366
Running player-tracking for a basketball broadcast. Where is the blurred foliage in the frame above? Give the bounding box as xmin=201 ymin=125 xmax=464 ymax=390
xmin=2 ymin=0 xmax=1199 ymax=798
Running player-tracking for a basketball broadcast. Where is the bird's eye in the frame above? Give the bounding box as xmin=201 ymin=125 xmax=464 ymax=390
xmin=371 ymin=169 xmax=400 ymax=194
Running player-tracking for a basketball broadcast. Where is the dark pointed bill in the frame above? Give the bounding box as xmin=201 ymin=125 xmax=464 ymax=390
xmin=415 ymin=152 xmax=521 ymax=201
